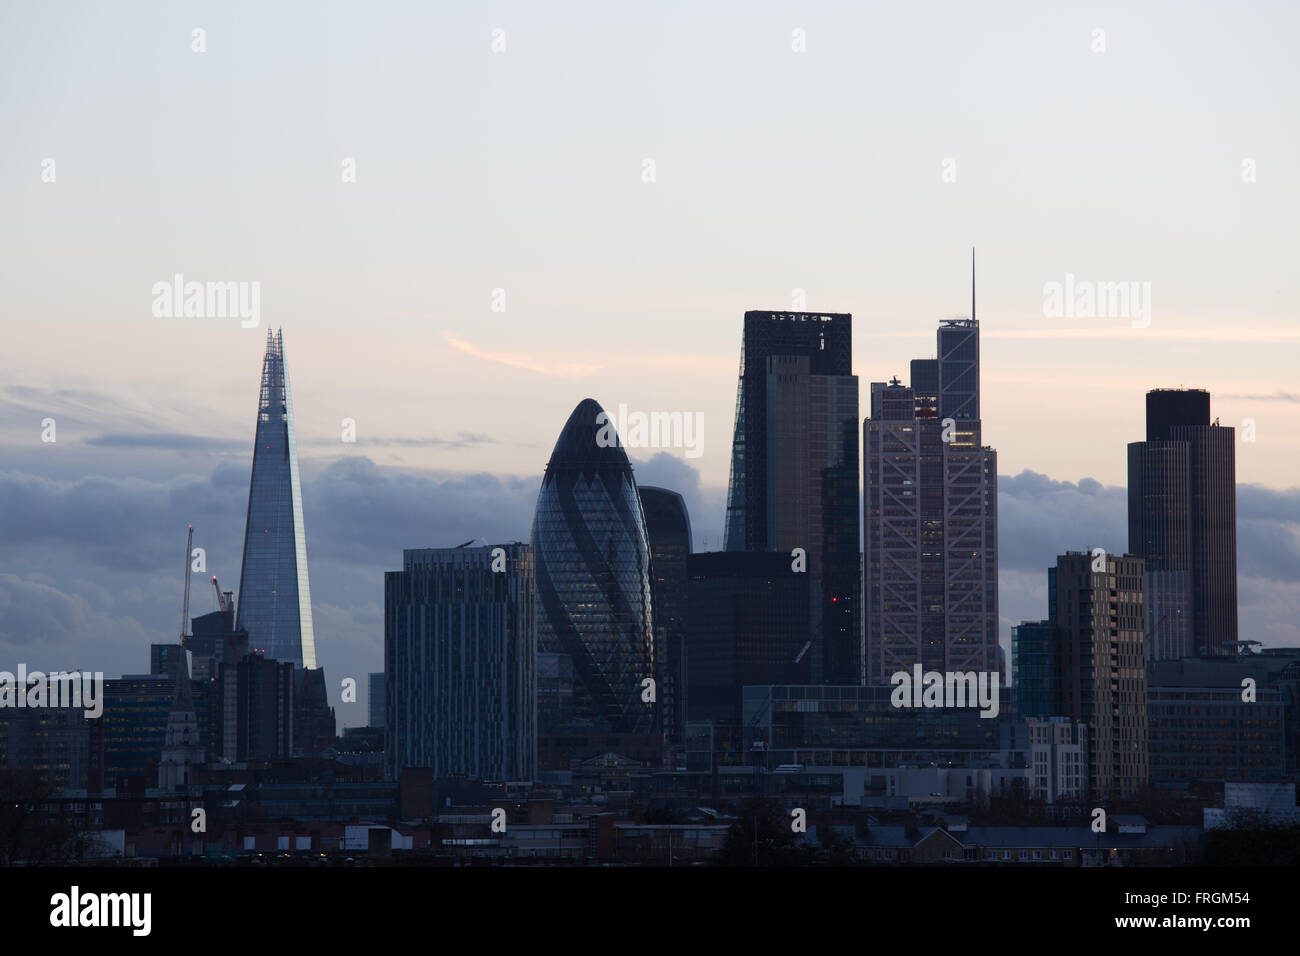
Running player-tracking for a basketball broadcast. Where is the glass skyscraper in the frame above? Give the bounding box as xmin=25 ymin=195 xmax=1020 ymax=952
xmin=1127 ymin=387 xmax=1237 ymax=659
xmin=639 ymin=486 xmax=691 ymax=747
xmin=236 ymin=329 xmax=317 ymax=670
xmin=723 ymin=311 xmax=861 ymax=684
xmin=532 ymin=398 xmax=654 ymax=735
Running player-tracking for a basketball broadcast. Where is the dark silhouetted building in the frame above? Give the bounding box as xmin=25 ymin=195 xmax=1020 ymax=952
xmin=368 ymin=672 xmax=385 ymax=729
xmin=385 ymin=543 xmax=536 ymax=782
xmin=723 ymin=312 xmax=860 ymax=683
xmin=686 ymin=551 xmax=810 ymax=727
xmin=185 ymin=596 xmax=248 ymax=684
xmin=1147 ymin=657 xmax=1285 ymax=786
xmin=1012 ymin=621 xmax=1058 ymax=720
xmin=149 ymin=644 xmax=186 ymax=682
xmin=294 ymin=667 xmax=336 ymax=756
xmin=639 ymin=486 xmax=691 ymax=749
xmin=213 ymin=653 xmax=294 ymax=761
xmin=532 ymin=399 xmax=654 ymax=736
xmin=1128 ymin=387 xmax=1237 ymax=658
xmin=101 ymin=675 xmax=188 ymax=786
xmin=236 ymin=328 xmax=317 ymax=669
xmin=0 ymin=680 xmax=91 ymax=791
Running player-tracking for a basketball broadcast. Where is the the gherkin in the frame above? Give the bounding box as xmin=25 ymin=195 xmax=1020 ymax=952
xmin=531 ymin=398 xmax=653 ymax=734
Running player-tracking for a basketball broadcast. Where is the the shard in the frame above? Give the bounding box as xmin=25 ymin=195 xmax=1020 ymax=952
xmin=236 ymin=329 xmax=317 ymax=669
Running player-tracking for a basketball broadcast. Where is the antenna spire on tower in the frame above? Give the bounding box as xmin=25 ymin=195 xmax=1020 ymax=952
xmin=971 ymin=246 xmax=976 ymax=323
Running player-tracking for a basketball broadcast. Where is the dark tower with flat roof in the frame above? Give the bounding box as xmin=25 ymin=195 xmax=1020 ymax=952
xmin=1128 ymin=388 xmax=1237 ymax=658
xmin=723 ymin=311 xmax=861 ymax=683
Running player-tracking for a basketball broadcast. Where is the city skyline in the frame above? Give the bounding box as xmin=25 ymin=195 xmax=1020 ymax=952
xmin=2 ymin=3 xmax=1297 ymax=737
xmin=2 ymin=4 xmax=1299 ymax=899
xmin=3 ymin=295 xmax=1296 ymax=729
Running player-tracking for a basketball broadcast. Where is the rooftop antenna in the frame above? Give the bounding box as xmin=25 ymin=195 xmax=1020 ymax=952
xmin=971 ymin=246 xmax=976 ymax=323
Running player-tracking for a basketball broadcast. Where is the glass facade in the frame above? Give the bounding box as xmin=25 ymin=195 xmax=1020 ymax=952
xmin=722 ymin=311 xmax=860 ymax=683
xmin=639 ymin=486 xmax=691 ymax=747
xmin=741 ymin=684 xmax=1005 ymax=767
xmin=236 ymin=328 xmax=316 ymax=669
xmin=532 ymin=399 xmax=654 ymax=735
xmin=1011 ymin=620 xmax=1057 ymax=720
xmin=385 ymin=544 xmax=536 ymax=782
xmin=102 ymin=674 xmax=210 ymax=784
xmin=686 ymin=551 xmax=810 ymax=727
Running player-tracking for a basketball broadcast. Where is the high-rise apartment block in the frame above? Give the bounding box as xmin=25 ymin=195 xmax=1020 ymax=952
xmin=385 ymin=543 xmax=536 ymax=782
xmin=1049 ymin=551 xmax=1149 ymax=798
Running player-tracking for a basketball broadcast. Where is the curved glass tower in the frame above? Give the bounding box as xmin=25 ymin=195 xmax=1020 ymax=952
xmin=236 ymin=329 xmax=316 ymax=669
xmin=531 ymin=398 xmax=654 ymax=734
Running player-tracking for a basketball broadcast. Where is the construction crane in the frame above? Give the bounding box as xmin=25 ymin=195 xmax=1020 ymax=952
xmin=179 ymin=524 xmax=193 ymax=642
xmin=211 ymin=575 xmax=232 ymax=614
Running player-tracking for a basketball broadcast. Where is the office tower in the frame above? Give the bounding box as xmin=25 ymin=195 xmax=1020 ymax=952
xmin=863 ymin=307 xmax=998 ymax=683
xmin=1128 ymin=387 xmax=1237 ymax=658
xmin=157 ymin=648 xmax=205 ymax=791
xmin=740 ymin=683 xmax=1002 ymax=763
xmin=686 ymin=552 xmax=810 ymax=726
xmin=1050 ymin=551 xmax=1148 ymax=798
xmin=236 ymin=328 xmax=317 ymax=670
xmin=213 ymin=653 xmax=295 ymax=761
xmin=1147 ymin=658 xmax=1286 ymax=784
xmin=0 ymin=684 xmax=90 ymax=791
xmin=639 ymin=486 xmax=691 ymax=748
xmin=536 ymin=652 xmax=576 ymax=735
xmin=293 ymin=667 xmax=337 ymax=756
xmin=1011 ymin=620 xmax=1057 ymax=720
xmin=532 ymin=399 xmax=654 ymax=735
xmin=385 ymin=543 xmax=536 ymax=782
xmin=722 ymin=311 xmax=860 ymax=683
xmin=185 ymin=599 xmax=249 ymax=686
xmin=368 ymin=673 xmax=385 ymax=729
xmin=150 ymin=644 xmax=187 ymax=681
xmin=101 ymin=675 xmax=193 ymax=786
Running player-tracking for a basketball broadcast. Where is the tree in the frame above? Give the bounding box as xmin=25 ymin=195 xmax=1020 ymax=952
xmin=0 ymin=770 xmax=80 ymax=864
xmin=717 ymin=798 xmax=808 ymax=866
xmin=1202 ymin=810 xmax=1300 ymax=866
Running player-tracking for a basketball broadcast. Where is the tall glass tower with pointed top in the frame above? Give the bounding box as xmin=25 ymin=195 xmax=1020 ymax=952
xmin=236 ymin=329 xmax=317 ymax=670
xmin=531 ymin=398 xmax=654 ymax=735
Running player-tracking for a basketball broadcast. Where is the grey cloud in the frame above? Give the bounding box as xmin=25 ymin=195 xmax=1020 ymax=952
xmin=301 ymin=433 xmax=496 ymax=450
xmin=85 ymin=432 xmax=246 ymax=452
xmin=996 ymin=470 xmax=1128 ymax=573
xmin=630 ymin=451 xmax=726 ymax=551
